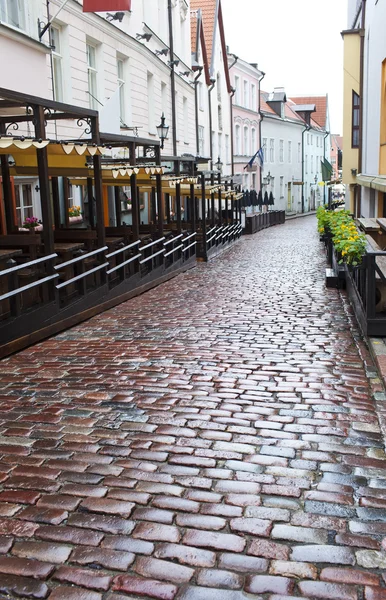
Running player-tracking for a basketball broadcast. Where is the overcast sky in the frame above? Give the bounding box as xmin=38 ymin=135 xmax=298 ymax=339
xmin=221 ymin=0 xmax=348 ymax=134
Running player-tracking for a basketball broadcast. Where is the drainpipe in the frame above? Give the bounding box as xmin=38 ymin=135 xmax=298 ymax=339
xmin=323 ymin=130 xmax=330 ymax=208
xmin=168 ymin=0 xmax=178 ymax=171
xmin=301 ymin=125 xmax=310 ymax=214
xmin=258 ymin=72 xmax=265 ymax=193
xmin=357 ymin=0 xmax=366 ymax=217
xmin=228 ymin=54 xmax=238 ymax=177
xmin=208 ymin=78 xmax=216 ymax=171
xmin=194 ymin=67 xmax=203 ymax=155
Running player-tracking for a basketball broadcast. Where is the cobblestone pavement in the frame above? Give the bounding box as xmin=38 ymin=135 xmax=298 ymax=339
xmin=0 ymin=215 xmax=386 ymax=600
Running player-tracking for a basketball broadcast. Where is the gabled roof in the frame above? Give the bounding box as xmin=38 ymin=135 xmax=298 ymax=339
xmin=332 ymin=134 xmax=343 ymax=150
xmin=260 ymin=92 xmax=323 ymax=130
xmin=289 ymin=95 xmax=328 ymax=128
xmin=190 ymin=0 xmax=231 ymax=93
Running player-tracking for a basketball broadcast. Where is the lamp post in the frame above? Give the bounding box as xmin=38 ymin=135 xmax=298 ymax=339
xmin=216 ymin=156 xmax=223 ymax=174
xmin=156 ymin=114 xmax=169 ymax=150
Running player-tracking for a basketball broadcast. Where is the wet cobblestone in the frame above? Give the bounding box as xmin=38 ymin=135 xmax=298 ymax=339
xmin=0 ymin=215 xmax=385 ymax=599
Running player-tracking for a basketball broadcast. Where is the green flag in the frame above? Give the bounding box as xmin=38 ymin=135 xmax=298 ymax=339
xmin=321 ymin=158 xmax=333 ymax=181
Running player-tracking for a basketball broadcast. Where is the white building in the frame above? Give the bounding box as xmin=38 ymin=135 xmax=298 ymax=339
xmin=0 ymin=0 xmax=198 ymax=225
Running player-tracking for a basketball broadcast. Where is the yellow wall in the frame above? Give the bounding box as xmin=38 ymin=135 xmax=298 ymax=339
xmin=342 ymin=31 xmax=361 ymax=212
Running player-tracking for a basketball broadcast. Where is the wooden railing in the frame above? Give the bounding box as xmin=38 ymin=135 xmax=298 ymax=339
xmin=54 ymin=246 xmax=108 ymax=304
xmin=106 ymin=240 xmax=141 ymax=287
xmin=182 ymin=232 xmax=197 ymax=259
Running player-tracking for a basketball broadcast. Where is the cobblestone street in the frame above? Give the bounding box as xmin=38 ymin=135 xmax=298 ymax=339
xmin=0 ymin=215 xmax=386 ymax=599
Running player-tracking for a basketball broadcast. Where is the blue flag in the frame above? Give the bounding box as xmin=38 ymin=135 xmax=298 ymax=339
xmin=244 ymin=148 xmax=264 ymax=170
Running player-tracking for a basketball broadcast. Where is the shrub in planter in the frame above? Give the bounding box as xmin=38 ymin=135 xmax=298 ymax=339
xmin=316 ymin=207 xmax=366 ymax=266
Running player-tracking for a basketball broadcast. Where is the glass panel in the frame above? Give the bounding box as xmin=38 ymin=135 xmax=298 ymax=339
xmin=22 ymin=185 xmax=32 ymax=208
xmin=51 ymin=26 xmax=60 ymax=53
xmin=14 ymin=186 xmax=21 ymax=208
xmin=16 ymin=208 xmax=22 ymax=227
xmin=353 ymin=108 xmax=360 ymax=127
xmin=87 ymin=44 xmax=96 ymax=69
xmin=117 ymin=59 xmax=124 ymax=80
xmin=53 ymin=56 xmax=63 ymax=102
xmin=88 ymin=71 xmax=97 ymax=109
xmin=24 ymin=205 xmax=33 ymax=220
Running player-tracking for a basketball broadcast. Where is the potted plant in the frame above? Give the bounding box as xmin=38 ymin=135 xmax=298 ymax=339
xmin=69 ymin=205 xmax=83 ymax=224
xmin=20 ymin=216 xmax=43 ymax=232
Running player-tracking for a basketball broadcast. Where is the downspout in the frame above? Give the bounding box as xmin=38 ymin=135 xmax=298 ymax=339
xmin=358 ymin=0 xmax=366 ymax=217
xmin=323 ymin=130 xmax=330 ymax=207
xmin=194 ymin=67 xmax=203 ymax=155
xmin=258 ymin=72 xmax=265 ymax=192
xmin=208 ymin=78 xmax=216 ymax=170
xmin=168 ymin=0 xmax=178 ymax=170
xmin=301 ymin=125 xmax=310 ymax=214
xmin=228 ymin=54 xmax=238 ymax=177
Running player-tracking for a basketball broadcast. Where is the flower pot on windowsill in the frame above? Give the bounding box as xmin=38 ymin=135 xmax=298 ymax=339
xmin=19 ymin=224 xmax=43 ymax=232
xmin=69 ymin=215 xmax=83 ymax=224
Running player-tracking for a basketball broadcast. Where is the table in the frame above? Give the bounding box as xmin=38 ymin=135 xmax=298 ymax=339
xmin=0 ymin=248 xmax=23 ymax=267
xmin=54 ymin=242 xmax=85 ymax=259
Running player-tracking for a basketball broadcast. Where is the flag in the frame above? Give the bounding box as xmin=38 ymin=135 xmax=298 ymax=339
xmin=244 ymin=148 xmax=263 ymax=170
xmin=83 ymin=0 xmax=131 ymax=12
xmin=321 ymin=158 xmax=333 ymax=182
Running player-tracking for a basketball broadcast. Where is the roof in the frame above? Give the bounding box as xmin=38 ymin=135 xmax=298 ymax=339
xmin=288 ymin=95 xmax=328 ymax=128
xmin=190 ymin=0 xmax=231 ymax=92
xmin=332 ymin=134 xmax=343 ymax=150
xmin=260 ymin=91 xmax=323 ymax=130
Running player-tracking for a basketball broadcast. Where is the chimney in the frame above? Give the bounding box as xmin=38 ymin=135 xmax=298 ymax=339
xmin=267 ymin=87 xmax=287 ymax=118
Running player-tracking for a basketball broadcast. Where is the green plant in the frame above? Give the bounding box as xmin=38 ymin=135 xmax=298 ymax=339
xmin=317 ymin=208 xmax=366 ymax=266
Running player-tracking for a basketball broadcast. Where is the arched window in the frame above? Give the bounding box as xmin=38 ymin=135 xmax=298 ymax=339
xmin=235 ymin=125 xmax=241 ymax=155
xmin=243 ymin=126 xmax=249 ymax=155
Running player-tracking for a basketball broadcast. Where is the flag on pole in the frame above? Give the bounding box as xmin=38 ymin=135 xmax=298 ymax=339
xmin=244 ymin=148 xmax=264 ymax=170
xmin=83 ymin=0 xmax=131 ymax=12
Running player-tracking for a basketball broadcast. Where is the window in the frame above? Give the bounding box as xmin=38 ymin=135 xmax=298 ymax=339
xmin=288 ymin=140 xmax=292 ymax=163
xmin=218 ymin=104 xmax=223 ymax=131
xmin=198 ymin=126 xmax=204 ymax=156
xmin=311 ymin=155 xmax=314 ymax=173
xmin=51 ymin=26 xmax=63 ymax=102
xmin=352 ymin=91 xmax=360 ymax=148
xmin=251 ymin=128 xmax=256 ymax=155
xmin=316 ymin=137 xmax=319 ymax=148
xmin=235 ymin=76 xmax=240 ymax=104
xmin=298 ymin=142 xmax=301 ymax=163
xmin=279 ymin=139 xmax=284 ymax=163
xmin=218 ymin=132 xmax=222 ymax=159
xmin=117 ymin=57 xmax=126 ymax=125
xmin=147 ymin=72 xmax=155 ymax=134
xmin=263 ymin=138 xmax=267 ymax=162
xmin=183 ymin=96 xmax=188 ymax=143
xmin=235 ymin=125 xmax=241 ymax=155
xmin=305 ymin=155 xmax=308 ymax=174
xmin=269 ymin=138 xmax=274 ymax=162
xmin=0 ymin=0 xmax=25 ymax=29
xmin=86 ymin=43 xmax=98 ymax=110
xmin=243 ymin=127 xmax=248 ymax=155
xmin=311 ymin=135 xmax=313 ymax=145
xmin=307 ymin=133 xmax=310 ymax=145
xmin=161 ymin=82 xmax=167 ymax=115
xmin=252 ymin=173 xmax=256 ymax=189
xmin=15 ymin=183 xmax=33 ymax=227
xmin=199 ymin=82 xmax=204 ymax=110
xmin=280 ymin=176 xmax=284 ymax=198
xmin=217 ymin=73 xmax=221 ymax=102
xmin=225 ymin=135 xmax=229 ymax=164
xmin=251 ymin=84 xmax=256 ymax=110
xmin=243 ymin=80 xmax=249 ymax=109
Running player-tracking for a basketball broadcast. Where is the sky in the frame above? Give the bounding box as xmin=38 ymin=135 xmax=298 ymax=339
xmin=221 ymin=0 xmax=348 ymax=134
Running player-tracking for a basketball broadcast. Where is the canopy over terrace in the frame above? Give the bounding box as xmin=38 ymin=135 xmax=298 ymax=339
xmin=0 ymin=87 xmax=165 ymax=251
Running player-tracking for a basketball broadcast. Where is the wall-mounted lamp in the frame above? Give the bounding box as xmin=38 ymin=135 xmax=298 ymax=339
xmin=314 ymin=174 xmax=318 ymax=184
xmin=179 ymin=70 xmax=191 ymax=77
xmin=263 ymin=171 xmax=273 ymax=185
xmin=156 ymin=113 xmax=169 ymax=150
xmin=351 ymin=168 xmax=357 ymax=176
xmin=155 ymin=48 xmax=168 ymax=56
xmin=106 ymin=12 xmax=124 ymax=22
xmin=168 ymin=59 xmax=180 ymax=68
xmin=136 ymin=33 xmax=152 ymax=41
xmin=216 ymin=157 xmax=223 ymax=173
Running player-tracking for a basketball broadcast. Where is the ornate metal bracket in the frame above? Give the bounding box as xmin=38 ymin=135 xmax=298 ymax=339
xmin=77 ymin=117 xmax=92 ymax=135
xmin=4 ymin=122 xmax=19 ymax=136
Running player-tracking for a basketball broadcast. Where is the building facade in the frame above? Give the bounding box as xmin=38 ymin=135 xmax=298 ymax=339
xmin=343 ymin=0 xmax=386 ymax=218
xmin=229 ymin=55 xmax=264 ymax=194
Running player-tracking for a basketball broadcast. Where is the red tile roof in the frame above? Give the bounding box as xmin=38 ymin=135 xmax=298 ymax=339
xmin=191 ymin=0 xmax=217 ymax=66
xmin=289 ymin=95 xmax=328 ymax=128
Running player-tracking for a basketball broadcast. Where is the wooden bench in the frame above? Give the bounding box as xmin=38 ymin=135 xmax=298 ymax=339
xmin=358 ymin=218 xmax=380 ymax=233
xmin=0 ymin=234 xmax=42 ymax=261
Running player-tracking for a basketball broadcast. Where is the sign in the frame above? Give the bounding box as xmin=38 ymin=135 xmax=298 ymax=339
xmin=318 ymin=182 xmax=325 ymax=186
xmin=83 ymin=0 xmax=131 ymax=12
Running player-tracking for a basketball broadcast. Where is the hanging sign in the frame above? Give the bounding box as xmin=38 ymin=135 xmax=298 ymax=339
xmin=83 ymin=0 xmax=131 ymax=12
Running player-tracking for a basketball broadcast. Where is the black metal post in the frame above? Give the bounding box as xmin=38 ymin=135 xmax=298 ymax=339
xmin=87 ymin=177 xmax=95 ymax=228
xmin=51 ymin=177 xmax=61 ymax=230
xmin=91 ymin=116 xmax=106 ymax=247
xmin=130 ymin=173 xmax=140 ymax=241
xmin=190 ymin=183 xmax=196 ymax=232
xmin=176 ymin=183 xmax=182 ymax=234
xmin=156 ymin=173 xmax=163 ymax=236
xmin=0 ymin=124 xmax=15 ymax=233
xmin=33 ymin=105 xmax=54 ymax=255
xmin=114 ymin=186 xmax=122 ymax=227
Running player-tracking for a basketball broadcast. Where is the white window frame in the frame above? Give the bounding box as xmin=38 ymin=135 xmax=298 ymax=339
xmin=235 ymin=124 xmax=241 ymax=155
xmin=147 ymin=72 xmax=155 ymax=134
xmin=269 ymin=138 xmax=274 ymax=163
xmin=243 ymin=126 xmax=248 ymax=155
xmin=199 ymin=81 xmax=204 ymax=111
xmin=198 ymin=125 xmax=204 ymax=156
xmin=51 ymin=25 xmax=63 ymax=102
xmin=243 ymin=80 xmax=249 ymax=109
xmin=288 ymin=140 xmax=292 ymax=163
xmin=279 ymin=139 xmax=284 ymax=163
xmin=280 ymin=176 xmax=284 ymax=198
xmin=251 ymin=84 xmax=256 ymax=110
xmin=235 ymin=76 xmax=240 ymax=105
xmin=15 ymin=181 xmax=35 ymax=228
xmin=117 ymin=57 xmax=126 ymax=125
xmin=251 ymin=128 xmax=256 ymax=156
xmin=0 ymin=0 xmax=25 ymax=30
xmin=86 ymin=42 xmax=98 ymax=110
xmin=298 ymin=142 xmax=301 ymax=163
xmin=183 ymin=96 xmax=188 ymax=143
xmin=263 ymin=138 xmax=267 ymax=162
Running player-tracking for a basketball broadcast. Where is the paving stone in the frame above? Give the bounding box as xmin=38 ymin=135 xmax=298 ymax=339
xmin=298 ymin=580 xmax=357 ymax=600
xmin=112 ymin=575 xmax=178 ymax=599
xmin=291 ymin=545 xmax=355 ymax=565
xmin=154 ymin=543 xmax=216 ymax=567
xmin=245 ymin=574 xmax=294 ymax=595
xmin=0 ymin=573 xmax=49 ymax=599
xmin=134 ymin=556 xmax=194 ymax=583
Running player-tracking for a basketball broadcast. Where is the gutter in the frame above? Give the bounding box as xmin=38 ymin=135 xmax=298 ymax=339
xmin=301 ymin=125 xmax=310 ymax=214
xmin=208 ymin=78 xmax=216 ymax=171
xmin=357 ymin=0 xmax=366 ymax=217
xmin=323 ymin=130 xmax=330 ymax=208
xmin=193 ymin=66 xmax=203 ymax=155
xmin=258 ymin=71 xmax=265 ymax=193
xmin=168 ymin=0 xmax=178 ymax=172
xmin=228 ymin=54 xmax=238 ymax=177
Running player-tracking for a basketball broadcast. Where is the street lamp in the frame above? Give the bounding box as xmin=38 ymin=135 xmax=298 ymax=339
xmin=314 ymin=174 xmax=318 ymax=185
xmin=216 ymin=156 xmax=223 ymax=173
xmin=156 ymin=113 xmax=169 ymax=149
xmin=263 ymin=171 xmax=272 ymax=185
